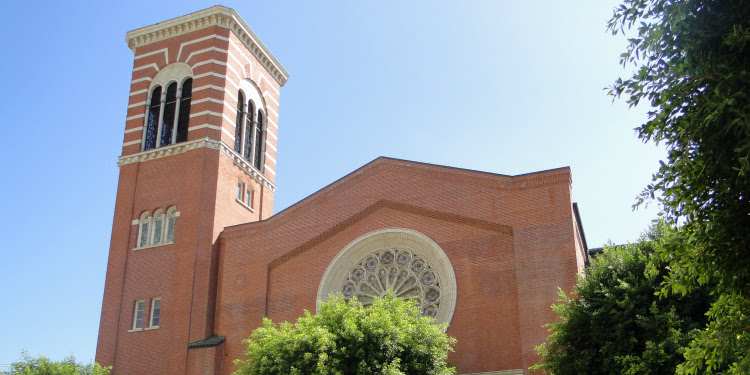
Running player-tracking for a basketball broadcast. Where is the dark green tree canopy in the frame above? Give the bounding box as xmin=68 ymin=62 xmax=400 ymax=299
xmin=533 ymin=225 xmax=713 ymax=375
xmin=234 ymin=294 xmax=456 ymax=375
xmin=608 ymin=1 xmax=750 ymax=372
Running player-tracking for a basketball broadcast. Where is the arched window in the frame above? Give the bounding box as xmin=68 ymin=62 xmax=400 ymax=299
xmin=175 ymin=78 xmax=192 ymax=143
xmin=138 ymin=212 xmax=152 ymax=248
xmin=141 ymin=64 xmax=193 ymax=151
xmin=234 ymin=91 xmax=245 ymax=153
xmin=144 ymin=86 xmax=162 ymax=151
xmin=159 ymin=83 xmax=178 ymax=147
xmin=254 ymin=110 xmax=265 ymax=171
xmin=152 ymin=209 xmax=164 ymax=245
xmin=165 ymin=207 xmax=177 ymax=243
xmin=244 ymin=101 xmax=254 ymax=161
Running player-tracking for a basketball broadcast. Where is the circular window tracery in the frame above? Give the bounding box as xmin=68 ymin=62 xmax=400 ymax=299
xmin=317 ymin=228 xmax=457 ymax=324
xmin=339 ymin=247 xmax=442 ymax=318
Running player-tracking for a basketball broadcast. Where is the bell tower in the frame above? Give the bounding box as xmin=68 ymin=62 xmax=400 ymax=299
xmin=95 ymin=6 xmax=288 ymax=374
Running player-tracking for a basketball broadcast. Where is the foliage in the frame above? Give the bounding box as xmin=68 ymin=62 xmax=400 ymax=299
xmin=1 ymin=352 xmax=109 ymax=375
xmin=607 ymin=0 xmax=750 ymax=373
xmin=532 ymin=225 xmax=714 ymax=375
xmin=234 ymin=293 xmax=456 ymax=375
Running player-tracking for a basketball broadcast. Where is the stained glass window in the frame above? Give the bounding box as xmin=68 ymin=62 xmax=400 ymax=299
xmin=234 ymin=91 xmax=245 ymax=153
xmin=144 ymin=86 xmax=162 ymax=151
xmin=152 ymin=210 xmax=164 ymax=244
xmin=160 ymin=83 xmax=178 ymax=147
xmin=254 ymin=111 xmax=265 ymax=170
xmin=175 ymin=78 xmax=192 ymax=143
xmin=244 ymin=102 xmax=254 ymax=161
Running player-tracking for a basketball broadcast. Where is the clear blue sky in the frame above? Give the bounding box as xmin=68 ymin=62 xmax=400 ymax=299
xmin=0 ymin=0 xmax=663 ymax=367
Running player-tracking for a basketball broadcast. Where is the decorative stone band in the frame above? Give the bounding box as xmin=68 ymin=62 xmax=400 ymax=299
xmin=117 ymin=137 xmax=276 ymax=191
xmin=126 ymin=5 xmax=288 ymax=86
xmin=317 ymin=228 xmax=457 ymax=325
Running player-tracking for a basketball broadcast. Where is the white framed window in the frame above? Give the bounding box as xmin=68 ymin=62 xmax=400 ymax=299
xmin=237 ymin=181 xmax=244 ymax=201
xmin=149 ymin=298 xmax=162 ymax=329
xmin=137 ymin=212 xmax=151 ymax=248
xmin=132 ymin=300 xmax=146 ymax=331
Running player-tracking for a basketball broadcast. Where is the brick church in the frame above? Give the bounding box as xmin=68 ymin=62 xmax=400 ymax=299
xmin=96 ymin=6 xmax=589 ymax=375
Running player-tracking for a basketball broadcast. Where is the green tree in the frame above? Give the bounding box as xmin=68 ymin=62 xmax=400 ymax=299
xmin=234 ymin=293 xmax=456 ymax=375
xmin=532 ymin=225 xmax=714 ymax=375
xmin=607 ymin=0 xmax=750 ymax=373
xmin=2 ymin=352 xmax=109 ymax=375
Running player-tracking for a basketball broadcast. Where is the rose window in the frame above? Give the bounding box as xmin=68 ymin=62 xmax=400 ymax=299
xmin=340 ymin=248 xmax=442 ymax=318
xmin=318 ymin=228 xmax=456 ymax=324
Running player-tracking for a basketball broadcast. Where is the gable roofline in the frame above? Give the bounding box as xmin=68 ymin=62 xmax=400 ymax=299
xmin=125 ymin=5 xmax=289 ymax=86
xmin=223 ymin=156 xmax=572 ymax=234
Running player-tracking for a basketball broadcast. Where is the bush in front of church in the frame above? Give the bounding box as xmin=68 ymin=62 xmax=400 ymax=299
xmin=233 ymin=293 xmax=456 ymax=375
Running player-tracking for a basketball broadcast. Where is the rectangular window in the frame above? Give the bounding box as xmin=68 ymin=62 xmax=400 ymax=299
xmin=246 ymin=189 xmax=253 ymax=207
xmin=132 ymin=300 xmax=145 ymax=330
xmin=237 ymin=182 xmax=244 ymax=200
xmin=150 ymin=298 xmax=161 ymax=328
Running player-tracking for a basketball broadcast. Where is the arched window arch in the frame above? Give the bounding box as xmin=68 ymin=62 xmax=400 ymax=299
xmin=144 ymin=86 xmax=162 ymax=151
xmin=141 ymin=63 xmax=193 ymax=151
xmin=234 ymin=91 xmax=245 ymax=153
xmin=138 ymin=212 xmax=152 ymax=248
xmin=166 ymin=207 xmax=177 ymax=243
xmin=254 ymin=110 xmax=265 ymax=171
xmin=152 ymin=209 xmax=165 ymax=245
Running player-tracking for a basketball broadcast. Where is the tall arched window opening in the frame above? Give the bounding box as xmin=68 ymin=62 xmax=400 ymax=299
xmin=152 ymin=209 xmax=164 ymax=245
xmin=144 ymin=86 xmax=162 ymax=151
xmin=175 ymin=78 xmax=192 ymax=143
xmin=159 ymin=83 xmax=178 ymax=147
xmin=234 ymin=91 xmax=245 ymax=153
xmin=166 ymin=207 xmax=177 ymax=243
xmin=244 ymin=102 xmax=254 ymax=162
xmin=138 ymin=212 xmax=152 ymax=248
xmin=254 ymin=110 xmax=265 ymax=171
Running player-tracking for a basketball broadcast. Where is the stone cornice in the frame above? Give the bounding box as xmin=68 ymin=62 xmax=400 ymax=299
xmin=126 ymin=5 xmax=288 ymax=86
xmin=117 ymin=137 xmax=277 ymax=192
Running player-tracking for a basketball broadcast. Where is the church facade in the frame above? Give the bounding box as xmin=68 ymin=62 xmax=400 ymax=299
xmin=96 ymin=6 xmax=589 ymax=375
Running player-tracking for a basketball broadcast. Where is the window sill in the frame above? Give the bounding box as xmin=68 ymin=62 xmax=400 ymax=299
xmin=145 ymin=326 xmax=160 ymax=330
xmin=133 ymin=241 xmax=174 ymax=251
xmin=128 ymin=328 xmax=143 ymax=333
xmin=235 ymin=198 xmax=255 ymax=213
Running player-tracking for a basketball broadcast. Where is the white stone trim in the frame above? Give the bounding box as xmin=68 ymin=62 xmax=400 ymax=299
xmin=177 ymin=35 xmax=229 ymax=62
xmin=191 ymin=97 xmax=224 ymax=106
xmin=148 ymin=63 xmax=193 ymax=91
xmin=222 ymin=113 xmax=236 ymax=128
xmin=123 ymin=140 xmax=141 ymax=147
xmin=264 ymin=152 xmax=276 ymax=164
xmin=128 ymin=101 xmax=146 ymax=109
xmin=185 ymin=47 xmax=227 ymax=66
xmin=266 ymin=129 xmax=277 ymax=141
xmin=264 ymin=165 xmax=275 ymax=175
xmin=126 ymin=114 xmax=144 ymax=121
xmin=266 ymin=141 xmax=277 ymax=152
xmin=125 ymin=5 xmax=288 ymax=86
xmin=124 ymin=127 xmax=141 ymax=134
xmin=460 ymin=370 xmax=523 ymax=375
xmin=267 ymin=117 xmax=278 ymax=130
xmin=266 ymin=105 xmax=279 ymax=118
xmin=194 ymin=72 xmax=226 ymax=80
xmin=133 ymin=63 xmax=159 ymax=73
xmin=258 ymin=74 xmax=280 ymax=96
xmin=129 ymin=89 xmax=148 ymax=97
xmin=225 ymin=90 xmax=238 ymax=104
xmin=131 ymin=77 xmax=152 ymax=85
xmin=189 ymin=110 xmax=223 ymax=119
xmin=317 ymin=228 xmax=458 ymax=325
xmin=134 ymin=48 xmax=169 ymax=63
xmin=262 ymin=91 xmax=279 ymax=106
xmin=192 ymin=84 xmax=225 ymax=93
xmin=188 ymin=124 xmax=223 ymax=131
xmin=192 ymin=59 xmax=227 ymax=69
xmin=117 ymin=137 xmax=276 ymax=191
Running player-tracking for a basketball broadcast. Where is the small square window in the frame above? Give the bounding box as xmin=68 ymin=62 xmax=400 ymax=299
xmin=245 ymin=189 xmax=253 ymax=207
xmin=132 ymin=300 xmax=145 ymax=330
